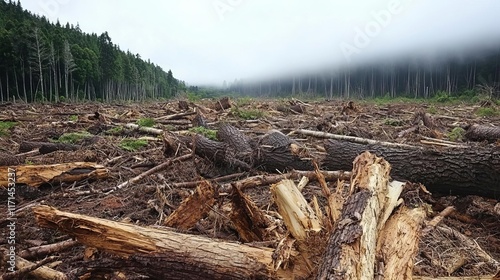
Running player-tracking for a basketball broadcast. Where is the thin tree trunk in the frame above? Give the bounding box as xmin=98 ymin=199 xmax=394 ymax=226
xmin=0 ymin=75 xmax=3 ymax=103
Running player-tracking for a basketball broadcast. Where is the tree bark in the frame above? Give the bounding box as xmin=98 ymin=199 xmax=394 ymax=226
xmin=19 ymin=141 xmax=79 ymax=154
xmin=317 ymin=152 xmax=395 ymax=280
xmin=192 ymin=127 xmax=315 ymax=172
xmin=33 ymin=205 xmax=308 ymax=279
xmin=465 ymin=124 xmax=500 ymax=142
xmin=322 ymin=139 xmax=500 ymax=198
xmin=255 ymin=130 xmax=314 ymax=172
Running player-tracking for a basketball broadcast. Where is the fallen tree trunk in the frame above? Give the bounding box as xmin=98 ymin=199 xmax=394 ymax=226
xmin=465 ymin=124 xmax=500 ymax=142
xmin=255 ymin=130 xmax=314 ymax=172
xmin=18 ymin=141 xmax=79 ymax=154
xmin=322 ymin=139 xmax=500 ymax=198
xmin=33 ymin=205 xmax=307 ymax=279
xmin=0 ymin=162 xmax=109 ymax=187
xmin=192 ymin=126 xmax=315 ymax=172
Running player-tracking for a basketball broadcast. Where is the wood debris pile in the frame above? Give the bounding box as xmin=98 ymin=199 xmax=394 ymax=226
xmin=0 ymin=97 xmax=499 ymax=279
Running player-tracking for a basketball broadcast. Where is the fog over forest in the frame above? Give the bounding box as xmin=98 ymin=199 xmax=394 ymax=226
xmin=2 ymin=0 xmax=500 ymax=101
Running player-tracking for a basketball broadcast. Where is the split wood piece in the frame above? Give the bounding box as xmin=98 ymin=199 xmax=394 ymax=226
xmin=169 ymin=172 xmax=247 ymax=188
xmin=230 ymin=185 xmax=274 ymax=242
xmin=421 ymin=206 xmax=455 ymax=237
xmin=420 ymin=136 xmax=468 ymax=146
xmin=18 ymin=141 xmax=79 ymax=154
xmin=376 ymin=206 xmax=427 ymax=280
xmin=313 ymin=162 xmax=339 ymax=228
xmin=270 ymin=179 xmax=321 ymax=273
xmin=419 ymin=139 xmax=467 ymax=148
xmin=213 ymin=96 xmax=231 ymax=111
xmin=0 ymin=249 xmax=67 ymax=280
xmin=154 ymin=110 xmax=197 ymax=121
xmin=105 ymin=153 xmax=192 ymax=195
xmin=292 ymin=129 xmax=420 ymax=150
xmin=33 ymin=205 xmax=308 ymax=279
xmin=271 ymin=179 xmax=321 ymax=241
xmin=164 ymin=181 xmax=216 ymax=230
xmin=0 ymin=162 xmax=108 ymax=188
xmin=220 ymin=170 xmax=352 ymax=193
xmin=155 ymin=119 xmax=192 ymax=125
xmin=316 ymin=151 xmax=394 ymax=280
xmin=323 ymin=139 xmax=500 ymax=198
xmin=398 ymin=125 xmax=419 ymax=138
xmin=123 ymin=123 xmax=163 ymax=135
xmin=465 ymin=124 xmax=500 ymax=142
xmin=19 ymin=239 xmax=79 ymax=259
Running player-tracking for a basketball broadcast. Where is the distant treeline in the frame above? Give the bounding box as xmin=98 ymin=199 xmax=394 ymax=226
xmin=0 ymin=0 xmax=183 ymax=103
xmin=226 ymin=50 xmax=500 ymax=99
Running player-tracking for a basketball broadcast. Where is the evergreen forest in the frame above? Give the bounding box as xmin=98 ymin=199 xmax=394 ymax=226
xmin=0 ymin=0 xmax=182 ymax=103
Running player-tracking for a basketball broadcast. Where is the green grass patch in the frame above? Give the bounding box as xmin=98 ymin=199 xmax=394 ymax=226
xmin=189 ymin=126 xmax=218 ymax=140
xmin=119 ymin=138 xmax=148 ymax=151
xmin=475 ymin=107 xmax=498 ymax=117
xmin=231 ymin=107 xmax=265 ymax=120
xmin=53 ymin=131 xmax=92 ymax=144
xmin=383 ymin=118 xmax=404 ymax=126
xmin=0 ymin=121 xmax=17 ymax=137
xmin=105 ymin=126 xmax=124 ymax=135
xmin=69 ymin=115 xmax=78 ymax=122
xmin=427 ymin=106 xmax=437 ymax=114
xmin=236 ymin=97 xmax=253 ymax=107
xmin=447 ymin=127 xmax=466 ymax=142
xmin=136 ymin=118 xmax=156 ymax=127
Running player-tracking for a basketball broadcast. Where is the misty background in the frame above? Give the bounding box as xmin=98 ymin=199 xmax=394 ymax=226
xmin=1 ymin=0 xmax=499 ymax=103
xmin=18 ymin=0 xmax=500 ymax=86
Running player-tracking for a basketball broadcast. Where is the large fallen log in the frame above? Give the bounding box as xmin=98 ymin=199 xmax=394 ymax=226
xmin=33 ymin=205 xmax=308 ymax=279
xmin=0 ymin=162 xmax=109 ymax=187
xmin=322 ymin=139 xmax=500 ymax=198
xmin=192 ymin=125 xmax=314 ymax=172
xmin=465 ymin=124 xmax=500 ymax=142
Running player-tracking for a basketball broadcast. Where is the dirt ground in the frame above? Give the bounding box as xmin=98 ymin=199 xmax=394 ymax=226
xmin=0 ymin=98 xmax=499 ymax=279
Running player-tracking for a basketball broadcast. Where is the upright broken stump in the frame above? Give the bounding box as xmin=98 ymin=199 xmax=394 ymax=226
xmin=317 ymin=151 xmax=414 ymax=280
xmin=0 ymin=162 xmax=109 ymax=187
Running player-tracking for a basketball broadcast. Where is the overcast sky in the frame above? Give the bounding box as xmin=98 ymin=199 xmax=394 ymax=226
xmin=19 ymin=0 xmax=500 ymax=85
